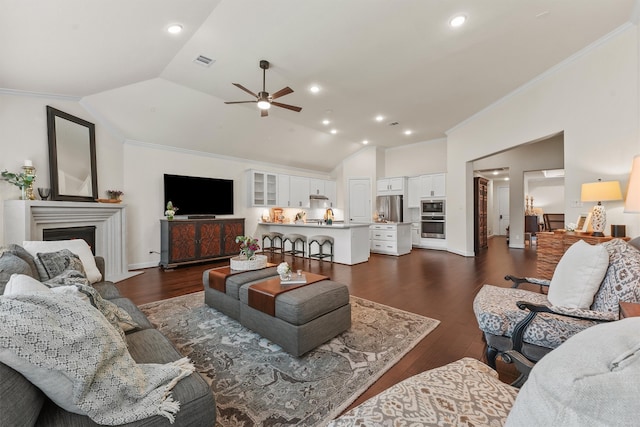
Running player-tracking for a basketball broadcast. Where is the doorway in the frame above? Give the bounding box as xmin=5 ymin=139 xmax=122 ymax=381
xmin=348 ymin=178 xmax=371 ymax=223
xmin=497 ymin=186 xmax=510 ymax=235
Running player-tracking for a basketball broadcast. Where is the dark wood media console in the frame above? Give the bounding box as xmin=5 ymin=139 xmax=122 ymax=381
xmin=160 ymin=218 xmax=245 ymax=268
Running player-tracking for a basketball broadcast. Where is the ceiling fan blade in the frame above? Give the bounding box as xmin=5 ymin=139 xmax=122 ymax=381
xmin=271 ymin=86 xmax=293 ymax=100
xmin=224 ymin=100 xmax=257 ymax=104
xmin=261 ymin=109 xmax=268 ymax=117
xmin=232 ymin=83 xmax=258 ymax=98
xmin=271 ymin=101 xmax=302 ymax=112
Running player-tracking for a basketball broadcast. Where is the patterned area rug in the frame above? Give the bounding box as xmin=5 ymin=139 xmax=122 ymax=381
xmin=140 ymin=291 xmax=440 ymax=426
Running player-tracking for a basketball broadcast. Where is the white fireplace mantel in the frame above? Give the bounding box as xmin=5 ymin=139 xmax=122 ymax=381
xmin=3 ymin=200 xmax=134 ymax=282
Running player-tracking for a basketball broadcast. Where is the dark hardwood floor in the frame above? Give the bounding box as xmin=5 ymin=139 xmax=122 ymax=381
xmin=116 ymin=236 xmax=537 ymax=410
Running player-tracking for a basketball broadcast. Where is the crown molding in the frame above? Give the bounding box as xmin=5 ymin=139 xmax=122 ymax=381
xmin=0 ymin=88 xmax=81 ymax=101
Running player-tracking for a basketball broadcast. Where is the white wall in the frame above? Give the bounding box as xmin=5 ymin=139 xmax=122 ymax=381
xmin=526 ymin=177 xmax=565 ymax=215
xmin=473 ymin=136 xmax=564 ymax=248
xmin=123 ymin=141 xmax=332 ymax=269
xmin=446 ymin=25 xmax=639 ymax=256
xmin=0 ymin=92 xmax=124 ymax=245
xmin=384 ymin=138 xmax=447 ymax=177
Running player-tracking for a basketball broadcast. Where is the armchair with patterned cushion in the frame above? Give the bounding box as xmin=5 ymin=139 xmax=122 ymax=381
xmin=473 ymin=238 xmax=640 ymax=379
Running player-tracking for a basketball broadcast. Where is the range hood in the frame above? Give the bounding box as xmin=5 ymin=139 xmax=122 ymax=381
xmin=310 ymin=194 xmax=329 ymax=200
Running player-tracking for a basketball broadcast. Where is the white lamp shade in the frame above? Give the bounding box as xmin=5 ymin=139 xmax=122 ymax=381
xmin=581 ymin=180 xmax=622 ymax=202
xmin=625 ymin=155 xmax=640 ymax=213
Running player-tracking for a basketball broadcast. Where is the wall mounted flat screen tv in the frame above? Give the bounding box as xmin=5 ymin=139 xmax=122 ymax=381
xmin=163 ymin=174 xmax=234 ymax=216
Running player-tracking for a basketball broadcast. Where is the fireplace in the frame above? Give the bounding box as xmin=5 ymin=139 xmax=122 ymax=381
xmin=3 ymin=200 xmax=134 ymax=282
xmin=43 ymin=226 xmax=97 ymax=255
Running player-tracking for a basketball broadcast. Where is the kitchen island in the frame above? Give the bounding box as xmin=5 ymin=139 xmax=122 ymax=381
xmin=256 ymin=222 xmax=370 ymax=265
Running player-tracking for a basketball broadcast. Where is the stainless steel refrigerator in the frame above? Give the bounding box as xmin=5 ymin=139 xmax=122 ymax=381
xmin=376 ymin=195 xmax=403 ymax=222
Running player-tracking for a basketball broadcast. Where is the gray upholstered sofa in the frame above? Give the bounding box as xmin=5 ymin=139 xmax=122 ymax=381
xmin=0 ymin=244 xmax=216 ymax=426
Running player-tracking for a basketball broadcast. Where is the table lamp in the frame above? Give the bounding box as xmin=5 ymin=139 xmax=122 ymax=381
xmin=624 ymin=155 xmax=640 ymax=213
xmin=581 ymin=179 xmax=622 ymax=237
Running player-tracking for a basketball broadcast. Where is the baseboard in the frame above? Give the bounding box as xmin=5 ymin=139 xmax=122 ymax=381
xmin=446 ymin=247 xmax=476 ymax=257
xmin=128 ymin=261 xmax=159 ymax=270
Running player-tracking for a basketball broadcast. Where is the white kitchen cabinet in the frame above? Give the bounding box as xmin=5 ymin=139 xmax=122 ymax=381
xmin=324 ymin=180 xmax=337 ymax=207
xmin=420 ymin=173 xmax=446 ymax=198
xmin=289 ymin=176 xmax=310 ymax=208
xmin=248 ymin=170 xmax=277 ymax=207
xmin=370 ymin=223 xmax=412 ymax=256
xmin=411 ymin=223 xmax=421 ymax=245
xmin=277 ymin=174 xmax=290 ymax=207
xmin=309 ymin=179 xmax=325 ymax=197
xmin=377 ymin=177 xmax=406 ymax=195
xmin=407 ymin=176 xmax=421 ymax=208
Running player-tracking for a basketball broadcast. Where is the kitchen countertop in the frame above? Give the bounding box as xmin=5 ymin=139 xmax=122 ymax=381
xmin=258 ymin=222 xmax=370 ymax=229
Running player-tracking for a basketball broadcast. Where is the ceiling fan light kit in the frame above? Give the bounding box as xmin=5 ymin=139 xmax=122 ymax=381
xmin=225 ymin=59 xmax=302 ymax=117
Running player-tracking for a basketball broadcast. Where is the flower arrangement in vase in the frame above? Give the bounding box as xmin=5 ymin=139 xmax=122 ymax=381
xmin=277 ymin=261 xmax=292 ymax=280
xmin=2 ymin=169 xmax=36 ymax=200
xmin=165 ymin=201 xmax=178 ymax=220
xmin=235 ymin=235 xmax=260 ymax=260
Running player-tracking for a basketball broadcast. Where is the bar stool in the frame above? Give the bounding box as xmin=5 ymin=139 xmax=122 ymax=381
xmin=282 ymin=233 xmax=307 ymax=258
xmin=308 ymin=235 xmax=334 ymax=263
xmin=261 ymin=232 xmax=283 ymax=256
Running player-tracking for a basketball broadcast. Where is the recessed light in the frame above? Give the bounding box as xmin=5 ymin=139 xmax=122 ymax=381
xmin=167 ymin=24 xmax=183 ymax=34
xmin=310 ymin=85 xmax=320 ymax=93
xmin=505 ymin=177 xmax=510 ymax=181
xmin=493 ymin=171 xmax=499 ymax=175
xmin=404 ymin=130 xmax=412 ymax=135
xmin=330 ymin=129 xmax=337 ymax=134
xmin=375 ymin=115 xmax=385 ymax=122
xmin=449 ymin=15 xmax=466 ymax=28
xmin=322 ymin=119 xmax=331 ymax=125
xmin=362 ymin=140 xmax=369 ymax=145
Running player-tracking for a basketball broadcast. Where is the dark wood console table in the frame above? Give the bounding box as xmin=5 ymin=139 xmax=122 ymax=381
xmin=160 ymin=218 xmax=245 ymax=268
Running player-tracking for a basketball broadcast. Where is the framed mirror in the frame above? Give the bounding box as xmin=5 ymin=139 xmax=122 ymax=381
xmin=46 ymin=106 xmax=98 ymax=202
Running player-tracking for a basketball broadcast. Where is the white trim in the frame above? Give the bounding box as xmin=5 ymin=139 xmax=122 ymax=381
xmin=446 ymin=23 xmax=634 ymax=135
xmin=0 ymin=87 xmax=81 ymax=101
xmin=128 ymin=261 xmax=158 ymax=270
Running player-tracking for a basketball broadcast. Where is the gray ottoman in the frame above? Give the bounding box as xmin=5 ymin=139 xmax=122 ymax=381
xmin=203 ymin=266 xmax=278 ymax=320
xmin=203 ymin=268 xmax=351 ymax=356
xmin=240 ymin=280 xmax=351 ymax=356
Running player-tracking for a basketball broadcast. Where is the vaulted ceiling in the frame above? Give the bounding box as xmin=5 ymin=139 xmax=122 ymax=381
xmin=1 ymin=0 xmax=636 ymax=171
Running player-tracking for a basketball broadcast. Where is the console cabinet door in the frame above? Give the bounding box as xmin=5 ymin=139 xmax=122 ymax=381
xmin=167 ymin=221 xmax=198 ymax=263
xmin=198 ymin=221 xmax=222 ymax=259
xmin=222 ymin=219 xmax=245 ymax=256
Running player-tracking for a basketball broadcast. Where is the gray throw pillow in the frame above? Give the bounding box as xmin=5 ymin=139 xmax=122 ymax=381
xmin=0 ymin=244 xmax=39 ymax=278
xmin=0 ymin=253 xmax=33 ymax=295
xmin=37 ymin=249 xmax=86 ymax=280
xmin=506 ymin=317 xmax=640 ymax=426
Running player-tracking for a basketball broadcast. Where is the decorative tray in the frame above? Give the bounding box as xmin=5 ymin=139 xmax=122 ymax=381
xmin=281 ymin=275 xmax=308 ymax=285
xmin=96 ymin=198 xmax=122 ymax=203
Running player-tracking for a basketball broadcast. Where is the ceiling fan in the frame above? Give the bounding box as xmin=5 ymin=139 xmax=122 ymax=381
xmin=225 ymin=60 xmax=302 ymax=117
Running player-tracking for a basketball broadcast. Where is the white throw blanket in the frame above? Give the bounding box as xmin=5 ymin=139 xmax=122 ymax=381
xmin=0 ymin=292 xmax=194 ymax=425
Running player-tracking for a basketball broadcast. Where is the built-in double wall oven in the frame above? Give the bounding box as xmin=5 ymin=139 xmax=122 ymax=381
xmin=421 ymin=200 xmax=445 ymax=239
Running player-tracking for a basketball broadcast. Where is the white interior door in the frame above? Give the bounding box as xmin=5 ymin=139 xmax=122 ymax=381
xmin=348 ymin=178 xmax=371 ymax=223
xmin=498 ymin=186 xmax=510 ymax=235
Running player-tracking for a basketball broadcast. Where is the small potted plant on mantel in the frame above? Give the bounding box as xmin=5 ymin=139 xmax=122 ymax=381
xmin=106 ymin=190 xmax=123 ymax=201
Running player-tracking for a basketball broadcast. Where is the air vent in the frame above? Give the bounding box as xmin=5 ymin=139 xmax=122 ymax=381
xmin=193 ymin=55 xmax=215 ymax=67
xmin=388 ymin=121 xmax=399 ymax=126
